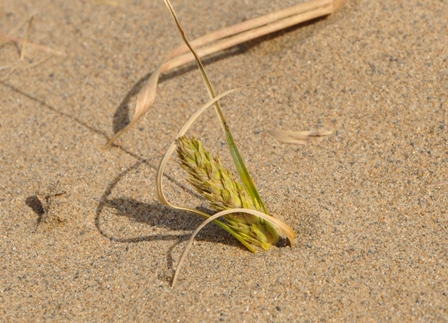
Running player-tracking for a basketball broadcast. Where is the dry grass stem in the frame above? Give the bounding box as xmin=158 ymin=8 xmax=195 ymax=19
xmin=20 ymin=15 xmax=34 ymax=60
xmin=1 ymin=14 xmax=62 ymax=79
xmin=162 ymin=0 xmax=345 ymax=74
xmin=0 ymin=14 xmax=34 ymax=48
xmin=0 ymin=14 xmax=64 ymax=57
xmin=0 ymin=32 xmax=65 ymax=56
xmin=104 ymin=0 xmax=345 ymax=147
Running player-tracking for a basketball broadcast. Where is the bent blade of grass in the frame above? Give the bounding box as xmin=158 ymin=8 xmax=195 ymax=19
xmin=171 ymin=207 xmax=297 ymax=287
xmin=0 ymin=31 xmax=65 ymax=55
xmin=103 ymin=40 xmax=191 ymax=149
xmin=167 ymin=0 xmax=328 ymax=58
xmin=269 ymin=130 xmax=332 ymax=144
xmin=0 ymin=15 xmax=54 ymax=81
xmin=161 ymin=0 xmax=338 ymax=73
xmin=160 ymin=0 xmax=345 ymax=73
xmin=103 ymin=31 xmax=197 ymax=149
xmin=103 ymin=63 xmax=165 ymax=149
xmin=163 ymin=0 xmax=269 ymax=215
xmin=104 ymin=0 xmax=345 ymax=148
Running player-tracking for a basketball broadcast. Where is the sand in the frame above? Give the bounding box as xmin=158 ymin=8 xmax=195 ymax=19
xmin=1 ymin=0 xmax=447 ymax=321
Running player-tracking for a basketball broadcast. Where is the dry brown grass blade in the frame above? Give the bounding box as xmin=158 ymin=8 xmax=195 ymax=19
xmin=0 ymin=14 xmax=33 ymax=48
xmin=103 ymin=63 xmax=165 ymax=149
xmin=162 ymin=0 xmax=345 ymax=70
xmin=104 ymin=0 xmax=345 ymax=147
xmin=0 ymin=14 xmax=64 ymax=56
xmin=20 ymin=15 xmax=34 ymax=60
xmin=171 ymin=207 xmax=297 ymax=287
xmin=269 ymin=130 xmax=332 ymax=144
xmin=0 ymin=32 xmax=66 ymax=56
xmin=1 ymin=14 xmax=57 ymax=80
xmin=161 ymin=0 xmax=344 ymax=73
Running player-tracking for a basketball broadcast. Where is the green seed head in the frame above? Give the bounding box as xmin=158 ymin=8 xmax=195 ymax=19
xmin=176 ymin=136 xmax=279 ymax=249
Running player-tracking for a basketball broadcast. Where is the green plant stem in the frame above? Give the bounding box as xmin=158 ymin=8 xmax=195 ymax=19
xmin=163 ymin=0 xmax=268 ymax=214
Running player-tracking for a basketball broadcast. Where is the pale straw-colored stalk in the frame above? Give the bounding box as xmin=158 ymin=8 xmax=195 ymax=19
xmin=0 ymin=15 xmax=57 ymax=80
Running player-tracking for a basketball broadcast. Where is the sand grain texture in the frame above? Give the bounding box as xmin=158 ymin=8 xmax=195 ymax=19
xmin=1 ymin=0 xmax=447 ymax=321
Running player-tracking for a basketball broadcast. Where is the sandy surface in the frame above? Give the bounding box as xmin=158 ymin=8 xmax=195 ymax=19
xmin=1 ymin=0 xmax=447 ymax=321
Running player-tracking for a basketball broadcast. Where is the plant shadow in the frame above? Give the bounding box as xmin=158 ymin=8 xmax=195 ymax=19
xmin=112 ymin=46 xmax=242 ymax=134
xmin=98 ymin=197 xmax=240 ymax=247
xmin=94 ymin=160 xmax=239 ymax=249
xmin=5 ymin=9 xmax=348 ymax=275
xmin=104 ymin=198 xmax=203 ymax=232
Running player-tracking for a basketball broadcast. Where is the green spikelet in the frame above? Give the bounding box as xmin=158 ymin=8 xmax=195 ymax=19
xmin=176 ymin=136 xmax=279 ymax=250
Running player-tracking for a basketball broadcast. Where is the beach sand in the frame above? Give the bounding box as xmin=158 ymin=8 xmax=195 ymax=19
xmin=1 ymin=0 xmax=447 ymax=321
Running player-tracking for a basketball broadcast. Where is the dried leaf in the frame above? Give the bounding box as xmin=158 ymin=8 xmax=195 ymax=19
xmin=269 ymin=129 xmax=332 ymax=145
